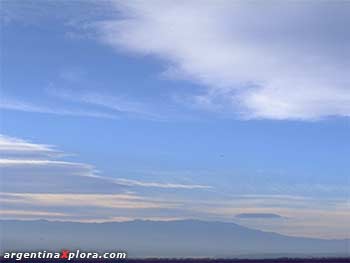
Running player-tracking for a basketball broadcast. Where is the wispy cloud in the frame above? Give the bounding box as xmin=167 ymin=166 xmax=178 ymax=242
xmin=0 ymin=209 xmax=69 ymax=218
xmin=0 ymin=97 xmax=117 ymax=119
xmin=113 ymin=178 xmax=212 ymax=189
xmin=235 ymin=213 xmax=284 ymax=219
xmin=0 ymin=192 xmax=170 ymax=209
xmin=0 ymin=135 xmax=211 ymax=194
xmin=0 ymin=134 xmax=63 ymax=158
xmin=47 ymin=87 xmax=164 ymax=120
xmin=1 ymin=135 xmax=349 ymax=238
xmin=93 ymin=1 xmax=350 ymax=120
xmin=0 ymin=90 xmax=168 ymax=121
xmin=0 ymin=159 xmax=90 ymax=167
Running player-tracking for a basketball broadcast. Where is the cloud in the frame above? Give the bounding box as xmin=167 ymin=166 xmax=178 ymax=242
xmin=46 ymin=87 xmax=164 ymax=121
xmin=1 ymin=135 xmax=349 ymax=238
xmin=0 ymin=209 xmax=69 ymax=218
xmin=0 ymin=192 xmax=170 ymax=209
xmin=0 ymin=134 xmax=211 ymax=194
xmin=0 ymin=134 xmax=213 ymax=223
xmin=235 ymin=213 xmax=284 ymax=219
xmin=0 ymin=192 xmax=182 ymax=222
xmin=94 ymin=1 xmax=350 ymax=120
xmin=0 ymin=159 xmax=87 ymax=167
xmin=0 ymin=134 xmax=104 ymax=193
xmin=0 ymin=97 xmax=117 ymax=119
xmin=113 ymin=178 xmax=212 ymax=189
xmin=0 ymin=134 xmax=63 ymax=158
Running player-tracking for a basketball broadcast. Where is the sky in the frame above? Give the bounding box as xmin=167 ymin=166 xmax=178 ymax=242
xmin=0 ymin=0 xmax=349 ymax=239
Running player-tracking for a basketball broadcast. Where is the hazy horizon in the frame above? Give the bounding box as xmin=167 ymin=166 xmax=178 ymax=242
xmin=2 ymin=219 xmax=349 ymax=258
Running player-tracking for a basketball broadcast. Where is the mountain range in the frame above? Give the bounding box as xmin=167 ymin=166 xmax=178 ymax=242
xmin=1 ymin=219 xmax=348 ymax=258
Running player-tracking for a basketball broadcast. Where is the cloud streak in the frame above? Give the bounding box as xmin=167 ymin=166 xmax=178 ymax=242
xmin=0 ymin=134 xmax=211 ymax=194
xmin=0 ymin=192 xmax=170 ymax=209
xmin=47 ymin=87 xmax=164 ymax=121
xmin=113 ymin=178 xmax=212 ymax=189
xmin=94 ymin=0 xmax=350 ymax=120
xmin=0 ymin=134 xmax=63 ymax=158
xmin=0 ymin=159 xmax=89 ymax=167
xmin=0 ymin=97 xmax=117 ymax=119
xmin=235 ymin=213 xmax=284 ymax=219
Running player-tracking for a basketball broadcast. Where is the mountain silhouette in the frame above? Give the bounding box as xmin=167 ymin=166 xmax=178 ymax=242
xmin=1 ymin=219 xmax=348 ymax=258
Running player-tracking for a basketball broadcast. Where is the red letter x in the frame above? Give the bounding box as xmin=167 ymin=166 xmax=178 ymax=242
xmin=61 ymin=250 xmax=70 ymax=259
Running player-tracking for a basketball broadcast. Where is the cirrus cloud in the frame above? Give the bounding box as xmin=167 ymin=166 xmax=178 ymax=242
xmin=0 ymin=134 xmax=210 ymax=193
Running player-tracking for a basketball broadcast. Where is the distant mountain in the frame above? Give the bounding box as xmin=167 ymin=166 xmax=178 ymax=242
xmin=1 ymin=219 xmax=349 ymax=258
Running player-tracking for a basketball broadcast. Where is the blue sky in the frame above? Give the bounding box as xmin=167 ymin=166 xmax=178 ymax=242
xmin=0 ymin=1 xmax=349 ymax=238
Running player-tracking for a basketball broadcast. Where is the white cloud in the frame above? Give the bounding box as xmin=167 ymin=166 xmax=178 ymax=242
xmin=0 ymin=134 xmax=62 ymax=158
xmin=113 ymin=178 xmax=212 ymax=189
xmin=0 ymin=135 xmax=210 ymax=193
xmin=0 ymin=159 xmax=84 ymax=166
xmin=94 ymin=1 xmax=350 ymax=120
